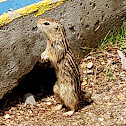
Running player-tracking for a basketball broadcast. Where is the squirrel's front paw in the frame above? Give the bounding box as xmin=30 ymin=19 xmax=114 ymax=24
xmin=41 ymin=58 xmax=49 ymax=63
xmin=41 ymin=51 xmax=49 ymax=63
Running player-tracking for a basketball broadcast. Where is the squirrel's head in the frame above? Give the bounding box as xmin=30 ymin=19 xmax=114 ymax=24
xmin=37 ymin=17 xmax=69 ymax=62
xmin=37 ymin=17 xmax=65 ymax=39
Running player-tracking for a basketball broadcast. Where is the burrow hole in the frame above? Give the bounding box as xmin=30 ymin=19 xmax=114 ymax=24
xmin=0 ymin=61 xmax=57 ymax=114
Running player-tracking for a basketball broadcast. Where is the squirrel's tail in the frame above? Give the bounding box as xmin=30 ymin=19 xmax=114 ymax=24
xmin=79 ymin=91 xmax=93 ymax=108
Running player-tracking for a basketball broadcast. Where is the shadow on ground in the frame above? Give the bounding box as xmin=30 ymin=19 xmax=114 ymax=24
xmin=0 ymin=61 xmax=57 ymax=115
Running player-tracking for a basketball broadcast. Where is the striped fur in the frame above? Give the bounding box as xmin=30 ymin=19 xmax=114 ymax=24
xmin=37 ymin=17 xmax=81 ymax=115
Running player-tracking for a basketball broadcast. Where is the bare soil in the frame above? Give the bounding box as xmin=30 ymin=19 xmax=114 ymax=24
xmin=0 ymin=45 xmax=126 ymax=126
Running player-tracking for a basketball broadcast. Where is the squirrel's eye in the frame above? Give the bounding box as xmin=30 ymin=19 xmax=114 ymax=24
xmin=44 ymin=22 xmax=50 ymax=25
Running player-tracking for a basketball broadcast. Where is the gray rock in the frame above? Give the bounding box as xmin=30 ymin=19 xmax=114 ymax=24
xmin=24 ymin=93 xmax=36 ymax=106
xmin=0 ymin=0 xmax=126 ymax=99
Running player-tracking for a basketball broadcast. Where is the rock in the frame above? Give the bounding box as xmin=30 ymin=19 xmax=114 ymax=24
xmin=87 ymin=56 xmax=92 ymax=60
xmin=101 ymin=62 xmax=105 ymax=65
xmin=4 ymin=114 xmax=10 ymax=119
xmin=45 ymin=101 xmax=52 ymax=105
xmin=0 ymin=0 xmax=126 ymax=99
xmin=98 ymin=117 xmax=104 ymax=121
xmin=116 ymin=93 xmax=126 ymax=100
xmin=87 ymin=62 xmax=93 ymax=69
xmin=0 ymin=25 xmax=44 ymax=99
xmin=24 ymin=93 xmax=36 ymax=106
xmin=83 ymin=70 xmax=87 ymax=74
xmin=87 ymin=70 xmax=93 ymax=74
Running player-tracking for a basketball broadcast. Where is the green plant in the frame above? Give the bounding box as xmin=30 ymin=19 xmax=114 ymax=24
xmin=105 ymin=67 xmax=113 ymax=81
xmin=121 ymin=43 xmax=126 ymax=53
xmin=99 ymin=20 xmax=126 ymax=50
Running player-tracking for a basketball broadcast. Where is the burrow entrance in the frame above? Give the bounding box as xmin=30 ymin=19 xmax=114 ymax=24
xmin=0 ymin=61 xmax=57 ymax=114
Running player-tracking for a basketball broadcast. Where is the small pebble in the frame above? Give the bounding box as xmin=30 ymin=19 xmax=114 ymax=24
xmin=87 ymin=70 xmax=93 ymax=74
xmin=87 ymin=62 xmax=93 ymax=69
xmin=83 ymin=70 xmax=87 ymax=74
xmin=87 ymin=56 xmax=92 ymax=60
xmin=4 ymin=114 xmax=10 ymax=119
xmin=89 ymin=112 xmax=92 ymax=115
xmin=116 ymin=93 xmax=125 ymax=100
xmin=120 ymin=117 xmax=123 ymax=120
xmin=101 ymin=62 xmax=105 ymax=65
xmin=98 ymin=117 xmax=104 ymax=121
xmin=24 ymin=93 xmax=36 ymax=106
xmin=45 ymin=101 xmax=52 ymax=105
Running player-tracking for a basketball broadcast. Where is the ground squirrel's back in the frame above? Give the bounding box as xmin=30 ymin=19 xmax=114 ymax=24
xmin=37 ymin=17 xmax=81 ymax=116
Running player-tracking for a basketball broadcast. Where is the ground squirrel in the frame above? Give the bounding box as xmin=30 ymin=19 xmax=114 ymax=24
xmin=37 ymin=17 xmax=84 ymax=116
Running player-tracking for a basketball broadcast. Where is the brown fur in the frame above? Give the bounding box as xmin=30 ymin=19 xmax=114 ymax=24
xmin=37 ymin=17 xmax=82 ymax=116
